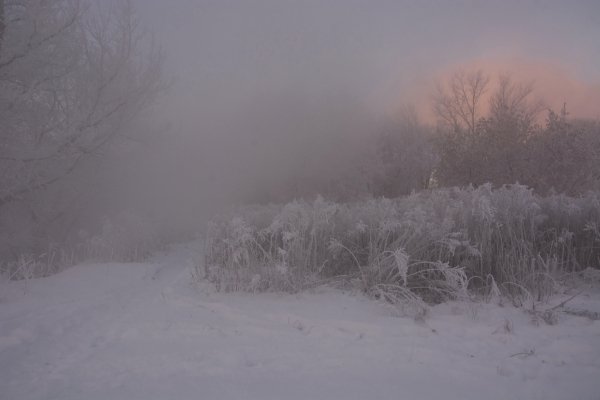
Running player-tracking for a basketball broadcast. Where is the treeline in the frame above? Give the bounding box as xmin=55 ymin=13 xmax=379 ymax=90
xmin=256 ymin=71 xmax=600 ymax=203
xmin=433 ymin=72 xmax=600 ymax=195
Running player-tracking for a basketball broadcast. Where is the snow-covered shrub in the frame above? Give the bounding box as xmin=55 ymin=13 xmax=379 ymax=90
xmin=204 ymin=185 xmax=600 ymax=305
xmin=204 ymin=194 xmax=469 ymax=303
xmin=1 ymin=253 xmax=51 ymax=281
xmin=326 ymin=194 xmax=470 ymax=304
xmin=0 ymin=246 xmax=76 ymax=281
xmin=539 ymin=191 xmax=600 ymax=271
xmin=204 ymin=197 xmax=338 ymax=292
xmin=450 ymin=184 xmax=546 ymax=300
xmin=0 ymin=211 xmax=168 ymax=281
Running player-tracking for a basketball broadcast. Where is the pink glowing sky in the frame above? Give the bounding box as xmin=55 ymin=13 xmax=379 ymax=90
xmin=134 ymin=0 xmax=600 ymax=120
xmin=400 ymin=57 xmax=600 ymax=123
xmin=122 ymin=0 xmax=600 ymax=203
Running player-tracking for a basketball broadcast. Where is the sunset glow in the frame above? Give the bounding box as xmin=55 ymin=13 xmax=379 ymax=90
xmin=404 ymin=58 xmax=600 ymax=124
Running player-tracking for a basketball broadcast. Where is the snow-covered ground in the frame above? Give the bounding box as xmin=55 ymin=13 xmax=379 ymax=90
xmin=1 ymin=244 xmax=599 ymax=400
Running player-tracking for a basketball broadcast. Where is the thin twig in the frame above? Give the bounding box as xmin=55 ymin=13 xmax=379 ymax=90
xmin=549 ymin=290 xmax=583 ymax=311
xmin=510 ymin=349 xmax=535 ymax=358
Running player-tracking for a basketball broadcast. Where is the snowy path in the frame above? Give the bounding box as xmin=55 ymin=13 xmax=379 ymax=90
xmin=1 ymin=245 xmax=600 ymax=400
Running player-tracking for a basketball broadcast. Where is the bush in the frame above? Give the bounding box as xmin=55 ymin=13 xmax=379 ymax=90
xmin=203 ymin=186 xmax=600 ymax=307
xmin=1 ymin=211 xmax=166 ymax=281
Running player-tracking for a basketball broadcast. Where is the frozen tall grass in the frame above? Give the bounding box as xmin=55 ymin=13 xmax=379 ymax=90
xmin=1 ymin=211 xmax=167 ymax=281
xmin=204 ymin=185 xmax=600 ymax=308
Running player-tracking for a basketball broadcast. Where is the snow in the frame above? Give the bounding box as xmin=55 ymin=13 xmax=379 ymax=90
xmin=1 ymin=244 xmax=599 ymax=400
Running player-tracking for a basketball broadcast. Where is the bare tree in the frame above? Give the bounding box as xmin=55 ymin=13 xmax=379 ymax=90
xmin=433 ymin=71 xmax=546 ymax=188
xmin=433 ymin=69 xmax=490 ymax=135
xmin=0 ymin=0 xmax=163 ymax=207
xmin=433 ymin=70 xmax=491 ymax=187
xmin=489 ymin=74 xmax=544 ymax=130
xmin=0 ymin=0 xmax=164 ymax=256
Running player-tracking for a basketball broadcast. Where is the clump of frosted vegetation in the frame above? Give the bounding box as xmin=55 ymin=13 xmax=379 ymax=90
xmin=1 ymin=211 xmax=166 ymax=280
xmin=203 ymin=185 xmax=600 ymax=310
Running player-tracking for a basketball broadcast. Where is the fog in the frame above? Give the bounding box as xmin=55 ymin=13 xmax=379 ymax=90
xmin=106 ymin=0 xmax=599 ymax=226
xmin=2 ymin=0 xmax=600 ymax=259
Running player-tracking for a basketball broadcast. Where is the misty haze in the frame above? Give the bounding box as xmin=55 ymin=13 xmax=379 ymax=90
xmin=1 ymin=1 xmax=600 ymax=399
